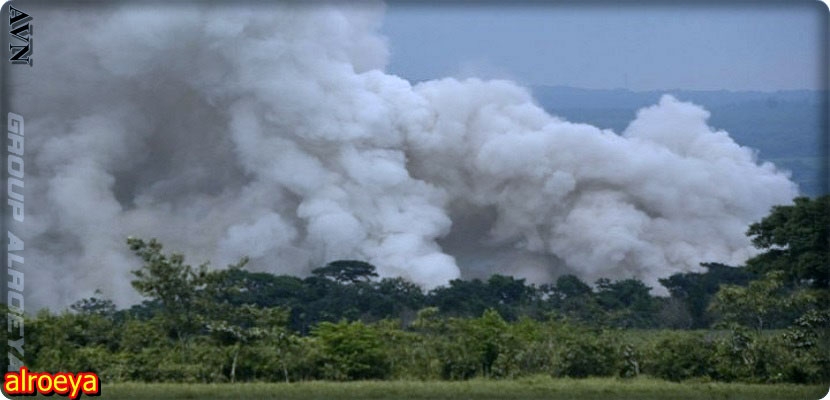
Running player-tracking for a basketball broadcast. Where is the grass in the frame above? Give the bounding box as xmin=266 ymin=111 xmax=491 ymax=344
xmin=46 ymin=376 xmax=829 ymax=400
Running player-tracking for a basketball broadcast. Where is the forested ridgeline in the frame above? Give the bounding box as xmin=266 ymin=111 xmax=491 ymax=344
xmin=11 ymin=196 xmax=830 ymax=384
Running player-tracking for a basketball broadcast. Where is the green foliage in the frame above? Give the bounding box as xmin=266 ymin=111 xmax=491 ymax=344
xmin=541 ymin=275 xmax=605 ymax=326
xmin=312 ymin=260 xmax=379 ymax=284
xmin=707 ymin=324 xmax=829 ymax=384
xmin=643 ymin=332 xmax=713 ymax=381
xmin=552 ymin=328 xmax=619 ymax=378
xmin=745 ymin=195 xmax=829 ymax=287
xmin=595 ymin=278 xmax=660 ymax=328
xmin=659 ymin=263 xmax=755 ymax=328
xmin=710 ymin=327 xmax=764 ymax=382
xmin=779 ymin=309 xmax=830 ymax=383
xmin=70 ymin=289 xmax=117 ymax=317
xmin=429 ymin=279 xmax=496 ymax=319
xmin=437 ymin=309 xmax=520 ymax=379
xmin=25 ymin=308 xmax=830 ymax=384
xmin=127 ymin=237 xmax=211 ymax=340
xmin=313 ymin=320 xmax=391 ymax=380
xmin=709 ymin=271 xmax=816 ymax=331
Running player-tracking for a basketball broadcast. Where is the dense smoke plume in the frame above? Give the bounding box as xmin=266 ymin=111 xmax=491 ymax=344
xmin=12 ymin=3 xmax=797 ymax=308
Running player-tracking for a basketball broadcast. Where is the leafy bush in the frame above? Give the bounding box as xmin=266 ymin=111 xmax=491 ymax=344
xmin=777 ymin=309 xmax=830 ymax=383
xmin=313 ymin=321 xmax=391 ymax=380
xmin=643 ymin=332 xmax=713 ymax=381
xmin=552 ymin=329 xmax=619 ymax=378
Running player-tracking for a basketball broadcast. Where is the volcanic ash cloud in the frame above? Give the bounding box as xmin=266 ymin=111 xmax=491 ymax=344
xmin=16 ymin=3 xmax=797 ymax=308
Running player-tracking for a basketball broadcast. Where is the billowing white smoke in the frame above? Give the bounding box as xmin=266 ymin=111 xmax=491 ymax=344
xmin=15 ymin=3 xmax=797 ymax=309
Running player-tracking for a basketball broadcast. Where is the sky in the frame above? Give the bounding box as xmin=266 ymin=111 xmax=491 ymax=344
xmin=381 ymin=2 xmax=827 ymax=91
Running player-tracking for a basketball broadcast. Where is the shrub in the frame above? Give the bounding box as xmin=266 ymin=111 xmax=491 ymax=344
xmin=644 ymin=332 xmax=713 ymax=381
xmin=314 ymin=321 xmax=391 ymax=380
xmin=552 ymin=330 xmax=619 ymax=378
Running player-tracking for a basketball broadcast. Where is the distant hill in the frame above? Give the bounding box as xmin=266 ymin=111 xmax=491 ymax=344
xmin=531 ymin=86 xmax=828 ymax=197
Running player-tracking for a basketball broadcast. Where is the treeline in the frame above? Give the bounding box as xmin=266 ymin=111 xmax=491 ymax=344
xmin=11 ymin=196 xmax=830 ymax=384
xmin=89 ymin=260 xmax=766 ymax=332
xmin=20 ymin=303 xmax=830 ymax=384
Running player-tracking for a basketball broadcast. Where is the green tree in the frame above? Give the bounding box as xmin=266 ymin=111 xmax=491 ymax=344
xmin=659 ymin=263 xmax=755 ymax=328
xmin=542 ymin=274 xmax=604 ymax=325
xmin=367 ymin=277 xmax=425 ymax=323
xmin=486 ymin=275 xmax=536 ymax=320
xmin=70 ymin=290 xmax=117 ymax=318
xmin=127 ymin=237 xmax=250 ymax=342
xmin=709 ymin=271 xmax=813 ymax=331
xmin=645 ymin=332 xmax=714 ymax=381
xmin=313 ymin=320 xmax=390 ymax=380
xmin=127 ymin=237 xmax=209 ymax=342
xmin=595 ymin=278 xmax=659 ymax=328
xmin=780 ymin=309 xmax=830 ymax=383
xmin=429 ymin=279 xmax=491 ymax=318
xmin=27 ymin=310 xmax=119 ymax=375
xmin=745 ymin=196 xmax=829 ymax=288
xmin=204 ymin=305 xmax=291 ymax=382
xmin=465 ymin=309 xmax=512 ymax=377
xmin=311 ymin=260 xmax=379 ymax=284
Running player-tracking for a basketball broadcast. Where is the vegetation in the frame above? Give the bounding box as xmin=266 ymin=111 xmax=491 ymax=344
xmin=745 ymin=196 xmax=829 ymax=288
xmin=7 ymin=196 xmax=829 ymax=388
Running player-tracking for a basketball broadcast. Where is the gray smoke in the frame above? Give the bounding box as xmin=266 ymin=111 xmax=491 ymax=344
xmin=13 ymin=3 xmax=797 ymax=309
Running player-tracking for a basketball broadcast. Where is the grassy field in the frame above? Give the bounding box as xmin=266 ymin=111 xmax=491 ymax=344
xmin=39 ymin=376 xmax=827 ymax=400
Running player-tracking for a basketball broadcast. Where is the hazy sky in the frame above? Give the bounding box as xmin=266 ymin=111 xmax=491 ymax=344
xmin=381 ymin=2 xmax=827 ymax=91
